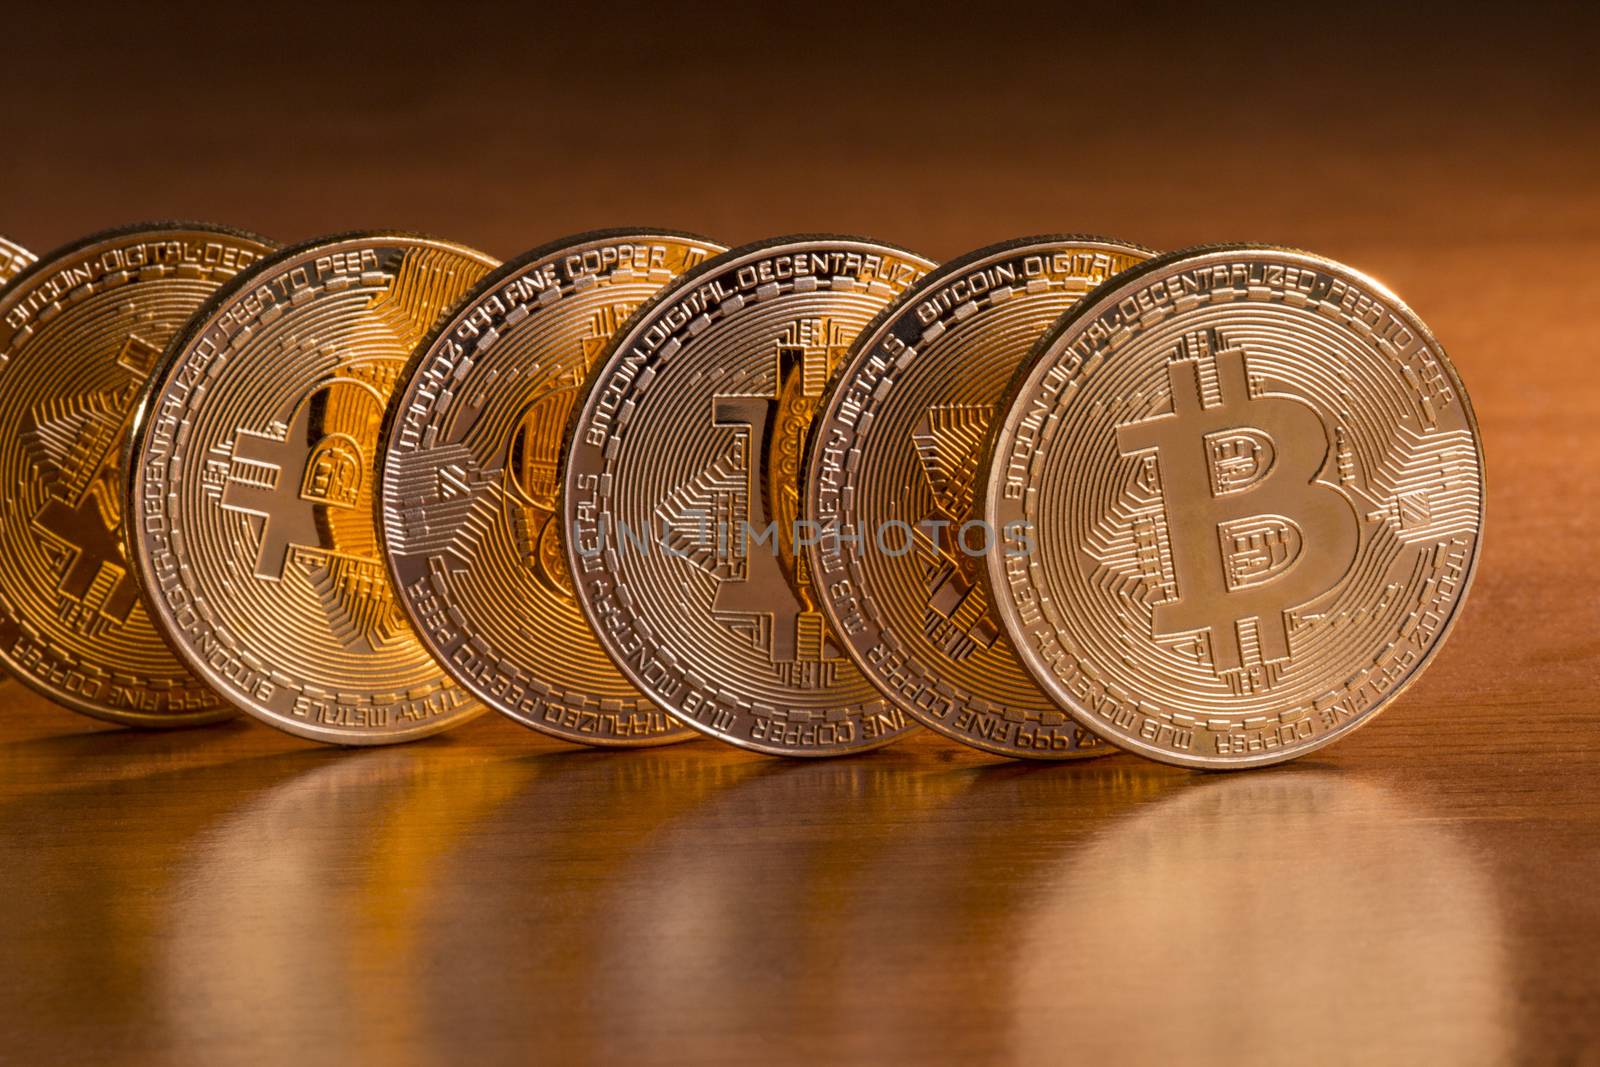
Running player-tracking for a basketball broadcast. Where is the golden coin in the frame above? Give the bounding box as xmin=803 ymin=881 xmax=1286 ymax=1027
xmin=0 ymin=237 xmax=35 ymax=685
xmin=0 ymin=236 xmax=34 ymax=284
xmin=803 ymin=235 xmax=1150 ymax=758
xmin=984 ymin=245 xmax=1484 ymax=767
xmin=127 ymin=232 xmax=498 ymax=744
xmin=0 ymin=222 xmax=275 ymax=725
xmin=562 ymin=235 xmax=935 ymax=756
xmin=378 ymin=229 xmax=726 ymax=745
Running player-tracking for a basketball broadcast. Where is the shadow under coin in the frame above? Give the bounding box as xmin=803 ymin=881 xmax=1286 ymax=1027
xmin=0 ymin=714 xmax=260 ymax=797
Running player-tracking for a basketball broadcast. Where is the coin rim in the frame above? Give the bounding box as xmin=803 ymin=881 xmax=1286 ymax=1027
xmin=374 ymin=226 xmax=726 ymax=746
xmin=557 ymin=232 xmax=937 ymax=757
xmin=800 ymin=233 xmax=1155 ymax=759
xmin=980 ymin=242 xmax=1488 ymax=768
xmin=0 ymin=235 xmax=36 ymax=285
xmin=124 ymin=229 xmax=499 ymax=744
xmin=0 ymin=220 xmax=277 ymax=727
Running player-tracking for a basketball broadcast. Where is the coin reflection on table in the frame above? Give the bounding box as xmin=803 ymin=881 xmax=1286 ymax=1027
xmin=0 ymin=677 xmax=1528 ymax=1067
xmin=1022 ymin=773 xmax=1508 ymax=1062
xmin=0 ymin=718 xmax=318 ymax=1062
xmin=156 ymin=747 xmax=530 ymax=1060
xmin=153 ymin=738 xmax=766 ymax=1061
xmin=557 ymin=750 xmax=952 ymax=1058
xmin=412 ymin=745 xmax=774 ymax=1058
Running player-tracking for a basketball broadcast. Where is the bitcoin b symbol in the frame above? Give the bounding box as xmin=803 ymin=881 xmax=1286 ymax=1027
xmin=699 ymin=320 xmax=848 ymax=682
xmin=25 ymin=335 xmax=162 ymax=629
xmin=219 ymin=373 xmax=402 ymax=653
xmin=1116 ymin=330 xmax=1358 ymax=684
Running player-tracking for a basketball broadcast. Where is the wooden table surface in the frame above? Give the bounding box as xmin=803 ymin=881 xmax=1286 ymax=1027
xmin=3 ymin=6 xmax=1598 ymax=1064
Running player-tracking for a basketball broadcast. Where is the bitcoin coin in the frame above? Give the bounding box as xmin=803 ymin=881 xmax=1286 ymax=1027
xmin=985 ymin=245 xmax=1483 ymax=768
xmin=127 ymin=232 xmax=498 ymax=745
xmin=0 ymin=240 xmax=35 ymax=685
xmin=563 ymin=235 xmax=935 ymax=756
xmin=378 ymin=230 xmax=726 ymax=746
xmin=0 ymin=236 xmax=34 ymax=284
xmin=804 ymin=235 xmax=1150 ymax=759
xmin=0 ymin=222 xmax=275 ymax=725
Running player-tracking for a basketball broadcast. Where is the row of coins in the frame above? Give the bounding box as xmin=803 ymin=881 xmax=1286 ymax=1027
xmin=0 ymin=225 xmax=1483 ymax=769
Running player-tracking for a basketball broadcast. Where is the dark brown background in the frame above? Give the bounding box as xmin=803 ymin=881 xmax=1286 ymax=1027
xmin=3 ymin=4 xmax=1598 ymax=1064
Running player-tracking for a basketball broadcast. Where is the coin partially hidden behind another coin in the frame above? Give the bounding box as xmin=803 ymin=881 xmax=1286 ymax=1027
xmin=378 ymin=229 xmax=726 ymax=747
xmin=0 ymin=222 xmax=276 ymax=726
xmin=803 ymin=235 xmax=1151 ymax=759
xmin=984 ymin=245 xmax=1484 ymax=768
xmin=127 ymin=232 xmax=498 ymax=745
xmin=562 ymin=235 xmax=935 ymax=757
xmin=0 ymin=234 xmax=35 ymax=687
xmin=0 ymin=235 xmax=34 ymax=285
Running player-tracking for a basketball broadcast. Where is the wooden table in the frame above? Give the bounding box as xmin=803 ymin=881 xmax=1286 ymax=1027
xmin=3 ymin=6 xmax=1597 ymax=1064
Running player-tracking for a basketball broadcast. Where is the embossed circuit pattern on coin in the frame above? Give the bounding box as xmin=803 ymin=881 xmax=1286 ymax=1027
xmin=805 ymin=236 xmax=1150 ymax=759
xmin=984 ymin=246 xmax=1483 ymax=768
xmin=128 ymin=233 xmax=497 ymax=744
xmin=0 ymin=236 xmax=34 ymax=284
xmin=0 ymin=223 xmax=275 ymax=724
xmin=379 ymin=230 xmax=725 ymax=746
xmin=563 ymin=236 xmax=935 ymax=756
